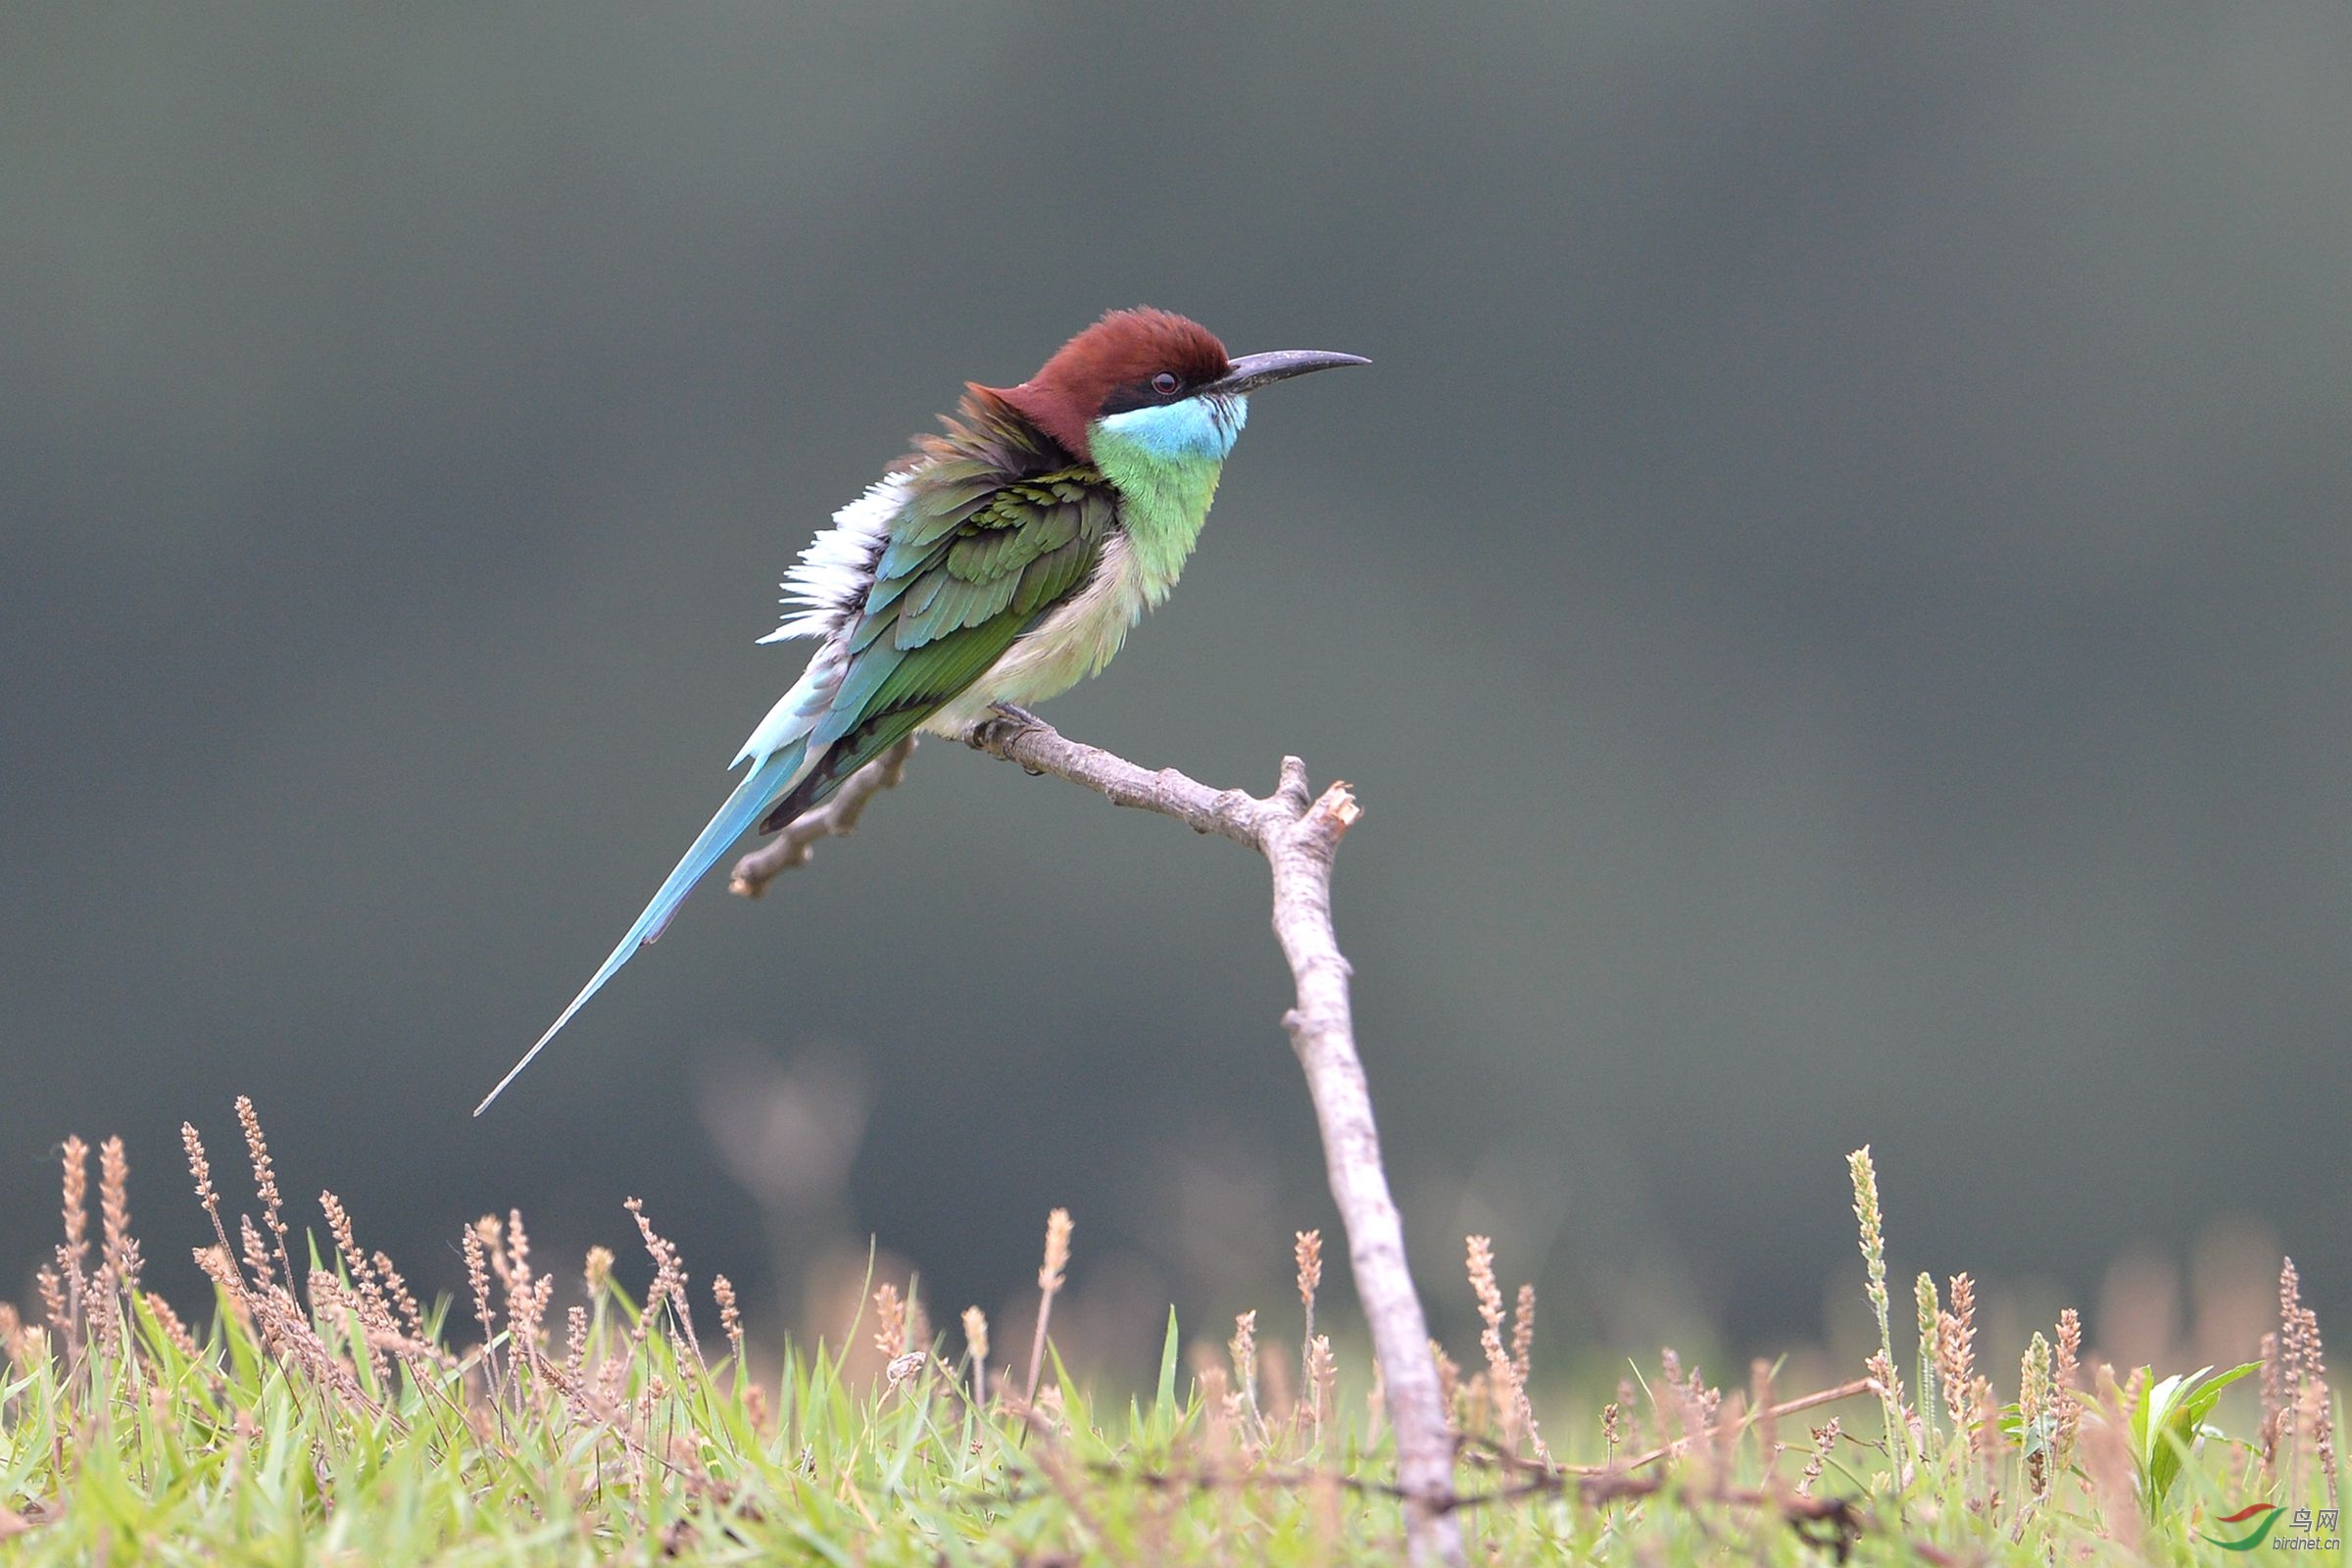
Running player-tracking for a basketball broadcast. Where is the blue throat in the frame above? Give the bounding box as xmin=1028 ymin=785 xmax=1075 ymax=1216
xmin=1094 ymin=393 xmax=1248 ymax=462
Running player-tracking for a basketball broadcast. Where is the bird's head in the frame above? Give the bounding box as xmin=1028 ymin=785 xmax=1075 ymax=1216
xmin=988 ymin=307 xmax=1367 ymax=465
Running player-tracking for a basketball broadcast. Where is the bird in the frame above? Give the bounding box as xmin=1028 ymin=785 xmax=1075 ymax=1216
xmin=475 ymin=307 xmax=1367 ymax=1115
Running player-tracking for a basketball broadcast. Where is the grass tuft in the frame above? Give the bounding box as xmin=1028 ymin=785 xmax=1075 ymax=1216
xmin=0 ymin=1110 xmax=2339 ymax=1562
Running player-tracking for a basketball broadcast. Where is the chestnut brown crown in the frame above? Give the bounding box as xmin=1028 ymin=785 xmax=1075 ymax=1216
xmin=988 ymin=308 xmax=1234 ymax=462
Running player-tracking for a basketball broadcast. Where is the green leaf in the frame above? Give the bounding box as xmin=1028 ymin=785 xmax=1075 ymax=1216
xmin=1153 ymin=1305 xmax=1180 ymax=1426
xmin=2133 ymin=1361 xmax=2260 ymax=1508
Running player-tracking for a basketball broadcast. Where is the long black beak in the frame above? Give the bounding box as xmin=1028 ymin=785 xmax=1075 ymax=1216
xmin=1210 ymin=349 xmax=1371 ymax=396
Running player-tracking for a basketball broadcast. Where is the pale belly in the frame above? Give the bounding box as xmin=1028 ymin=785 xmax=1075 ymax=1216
xmin=921 ymin=533 xmax=1150 ymax=735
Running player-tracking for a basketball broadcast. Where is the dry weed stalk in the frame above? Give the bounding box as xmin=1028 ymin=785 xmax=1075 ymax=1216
xmin=564 ymin=1305 xmax=589 ymax=1383
xmin=176 ymin=1113 xmax=377 ymax=1420
xmin=623 ymin=1197 xmax=704 ymax=1367
xmin=56 ymin=1138 xmax=89 ymax=1364
xmin=503 ymin=1208 xmax=553 ymax=1375
xmin=873 ymin=1282 xmax=907 ymax=1360
xmin=2277 ymin=1257 xmax=2337 ymax=1507
xmin=2019 ymin=1332 xmax=2051 ymax=1502
xmin=1798 ymin=1417 xmax=1840 ymax=1497
xmin=1936 ymin=1273 xmax=1977 ymax=1451
xmin=98 ymin=1136 xmax=138 ymax=1294
xmin=1230 ymin=1310 xmax=1260 ymax=1419
xmin=1463 ymin=1236 xmax=1545 ymax=1461
xmin=1296 ymin=1229 xmax=1322 ymax=1387
xmin=1913 ymin=1274 xmax=1939 ymax=1462
xmin=962 ymin=1306 xmax=990 ymax=1406
xmin=713 ymin=1275 xmax=744 ymax=1370
xmin=1846 ymin=1147 xmax=1907 ymax=1470
xmin=463 ymin=1221 xmax=500 ymax=1402
xmin=1306 ymin=1335 xmax=1339 ymax=1437
xmin=2051 ymin=1308 xmax=2082 ymax=1481
xmin=1025 ymin=1207 xmax=1072 ymax=1409
xmin=234 ymin=1097 xmax=292 ymax=1287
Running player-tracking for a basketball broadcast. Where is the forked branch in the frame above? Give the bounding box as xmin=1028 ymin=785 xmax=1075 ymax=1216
xmin=727 ymin=708 xmax=1462 ymax=1563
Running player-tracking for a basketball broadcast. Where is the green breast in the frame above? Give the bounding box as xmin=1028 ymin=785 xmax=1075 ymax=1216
xmin=1087 ymin=425 xmax=1230 ymax=606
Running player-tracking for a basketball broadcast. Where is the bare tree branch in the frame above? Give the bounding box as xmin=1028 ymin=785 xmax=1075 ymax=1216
xmin=727 ymin=736 xmax=918 ymax=899
xmin=958 ymin=706 xmax=1465 ymax=1567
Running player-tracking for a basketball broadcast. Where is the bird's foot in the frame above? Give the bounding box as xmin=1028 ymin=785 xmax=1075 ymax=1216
xmin=968 ymin=703 xmax=1049 ymax=771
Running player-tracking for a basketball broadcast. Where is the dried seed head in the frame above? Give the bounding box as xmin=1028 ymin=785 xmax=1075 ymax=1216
xmin=36 ymin=1268 xmax=68 ymax=1339
xmin=181 ymin=1124 xmax=213 ymax=1205
xmin=961 ymin=1305 xmax=989 ymax=1365
xmin=98 ymin=1137 xmax=135 ymax=1289
xmin=2021 ymin=1332 xmax=2052 ymax=1499
xmin=1295 ymin=1230 xmax=1323 ymax=1310
xmin=1306 ymin=1334 xmax=1338 ymax=1424
xmin=1799 ymin=1417 xmax=1841 ymax=1497
xmin=713 ymin=1274 xmax=744 ymax=1364
xmin=2053 ymin=1308 xmax=2083 ymax=1476
xmin=623 ymin=1198 xmax=702 ymax=1365
xmin=1937 ymin=1272 xmax=1978 ymax=1442
xmin=1465 ymin=1236 xmax=1503 ymax=1332
xmin=1846 ymin=1148 xmax=1886 ymax=1295
xmin=463 ymin=1223 xmax=496 ymax=1347
xmin=376 ymin=1251 xmax=423 ymax=1339
xmin=873 ymin=1282 xmax=906 ymax=1360
xmin=584 ymin=1246 xmax=614 ymax=1296
xmin=59 ymin=1136 xmax=89 ymax=1269
xmin=1230 ymin=1311 xmax=1259 ymax=1408
xmin=234 ymin=1097 xmax=289 ymax=1276
xmin=1038 ymin=1208 xmax=1073 ymax=1295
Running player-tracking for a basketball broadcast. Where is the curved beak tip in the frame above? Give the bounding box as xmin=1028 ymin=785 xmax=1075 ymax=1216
xmin=1216 ymin=349 xmax=1372 ymax=395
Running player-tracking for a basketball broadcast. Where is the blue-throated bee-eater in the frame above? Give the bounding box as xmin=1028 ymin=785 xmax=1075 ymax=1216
xmin=477 ymin=308 xmax=1367 ymax=1113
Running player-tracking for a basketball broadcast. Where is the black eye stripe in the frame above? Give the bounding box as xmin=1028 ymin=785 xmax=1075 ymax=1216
xmin=1098 ymin=373 xmax=1193 ymax=417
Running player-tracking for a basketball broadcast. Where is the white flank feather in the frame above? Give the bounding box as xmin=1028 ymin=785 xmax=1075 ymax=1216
xmin=756 ymin=473 xmax=908 ymax=645
xmin=732 ymin=473 xmax=909 ymax=767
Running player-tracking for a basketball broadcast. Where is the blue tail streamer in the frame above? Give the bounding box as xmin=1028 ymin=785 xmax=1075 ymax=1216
xmin=475 ymin=742 xmax=808 ymax=1115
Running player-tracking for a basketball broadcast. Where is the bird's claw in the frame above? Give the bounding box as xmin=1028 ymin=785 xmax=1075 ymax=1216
xmin=969 ymin=704 xmax=1049 ymax=770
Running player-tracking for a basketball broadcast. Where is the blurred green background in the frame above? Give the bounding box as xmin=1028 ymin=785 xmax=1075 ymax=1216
xmin=5 ymin=5 xmax=2345 ymax=1372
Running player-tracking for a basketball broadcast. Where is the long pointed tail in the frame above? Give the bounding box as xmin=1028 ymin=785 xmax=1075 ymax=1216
xmin=475 ymin=743 xmax=808 ymax=1116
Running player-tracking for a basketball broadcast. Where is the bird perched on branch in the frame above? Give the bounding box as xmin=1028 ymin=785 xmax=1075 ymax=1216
xmin=477 ymin=308 xmax=1366 ymax=1113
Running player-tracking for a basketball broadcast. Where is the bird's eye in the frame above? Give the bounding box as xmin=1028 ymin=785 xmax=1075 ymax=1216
xmin=1151 ymin=371 xmax=1182 ymax=396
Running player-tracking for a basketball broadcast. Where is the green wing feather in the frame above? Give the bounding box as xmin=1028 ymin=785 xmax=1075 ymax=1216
xmin=758 ymin=468 xmax=1115 ymax=831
